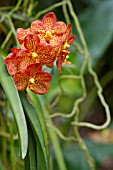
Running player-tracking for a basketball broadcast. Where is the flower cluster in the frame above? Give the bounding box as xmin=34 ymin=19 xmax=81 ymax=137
xmin=4 ymin=12 xmax=75 ymax=94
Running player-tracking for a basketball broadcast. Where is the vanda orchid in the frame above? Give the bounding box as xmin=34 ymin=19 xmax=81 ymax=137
xmin=4 ymin=12 xmax=75 ymax=94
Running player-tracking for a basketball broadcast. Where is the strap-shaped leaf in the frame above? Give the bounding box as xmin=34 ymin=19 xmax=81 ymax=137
xmin=27 ymin=124 xmax=37 ymax=170
xmin=0 ymin=55 xmax=28 ymax=158
xmin=27 ymin=89 xmax=49 ymax=161
xmin=20 ymin=91 xmax=49 ymax=170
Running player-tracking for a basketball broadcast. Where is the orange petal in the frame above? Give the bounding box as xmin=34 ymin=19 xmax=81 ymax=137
xmin=16 ymin=28 xmax=31 ymax=44
xmin=52 ymin=22 xmax=67 ymax=35
xmin=4 ymin=53 xmax=18 ymax=75
xmin=25 ymin=63 xmax=42 ymax=77
xmin=24 ymin=34 xmax=40 ymax=51
xmin=33 ymin=71 xmax=52 ymax=81
xmin=50 ymin=34 xmax=62 ymax=46
xmin=67 ymin=35 xmax=75 ymax=45
xmin=29 ymin=81 xmax=50 ymax=94
xmin=42 ymin=12 xmax=56 ymax=30
xmin=11 ymin=48 xmax=20 ymax=54
xmin=37 ymin=42 xmax=52 ymax=54
xmin=66 ymin=24 xmax=72 ymax=38
xmin=38 ymin=51 xmax=56 ymax=64
xmin=28 ymin=71 xmax=52 ymax=94
xmin=30 ymin=20 xmax=46 ymax=34
xmin=16 ymin=50 xmax=34 ymax=70
xmin=13 ymin=71 xmax=28 ymax=91
xmin=56 ymin=56 xmax=63 ymax=75
xmin=37 ymin=33 xmax=46 ymax=42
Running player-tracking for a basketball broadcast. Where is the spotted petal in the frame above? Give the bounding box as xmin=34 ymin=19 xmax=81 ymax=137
xmin=11 ymin=48 xmax=20 ymax=54
xmin=50 ymin=35 xmax=62 ymax=46
xmin=13 ymin=71 xmax=28 ymax=91
xmin=67 ymin=35 xmax=75 ymax=45
xmin=52 ymin=22 xmax=67 ymax=35
xmin=30 ymin=20 xmax=46 ymax=34
xmin=28 ymin=71 xmax=52 ymax=94
xmin=16 ymin=50 xmax=35 ymax=70
xmin=25 ymin=63 xmax=42 ymax=78
xmin=42 ymin=12 xmax=56 ymax=30
xmin=16 ymin=28 xmax=31 ymax=44
xmin=65 ymin=24 xmax=72 ymax=38
xmin=38 ymin=51 xmax=56 ymax=64
xmin=24 ymin=34 xmax=40 ymax=51
xmin=4 ymin=53 xmax=18 ymax=76
xmin=56 ymin=57 xmax=62 ymax=75
xmin=37 ymin=42 xmax=52 ymax=54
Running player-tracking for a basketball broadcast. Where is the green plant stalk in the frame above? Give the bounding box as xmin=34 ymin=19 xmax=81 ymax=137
xmin=46 ymin=119 xmax=67 ymax=170
xmin=1 ymin=30 xmax=12 ymax=49
xmin=65 ymin=0 xmax=96 ymax=169
xmin=34 ymin=1 xmax=67 ymax=20
xmin=39 ymin=96 xmax=67 ymax=170
xmin=66 ymin=0 xmax=110 ymax=130
xmin=74 ymin=113 xmax=95 ymax=170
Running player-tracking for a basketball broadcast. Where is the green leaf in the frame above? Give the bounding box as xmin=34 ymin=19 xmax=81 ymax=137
xmin=25 ymin=150 xmax=30 ymax=170
xmin=0 ymin=55 xmax=28 ymax=159
xmin=27 ymin=123 xmax=37 ymax=170
xmin=20 ymin=91 xmax=49 ymax=170
xmin=26 ymin=89 xmax=49 ymax=161
xmin=0 ymin=47 xmax=7 ymax=59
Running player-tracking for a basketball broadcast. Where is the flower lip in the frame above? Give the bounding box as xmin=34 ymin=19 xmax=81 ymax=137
xmin=32 ymin=52 xmax=38 ymax=58
xmin=29 ymin=78 xmax=35 ymax=83
xmin=45 ymin=30 xmax=52 ymax=41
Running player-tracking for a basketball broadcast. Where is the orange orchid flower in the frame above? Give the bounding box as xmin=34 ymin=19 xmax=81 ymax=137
xmin=13 ymin=63 xmax=52 ymax=94
xmin=30 ymin=12 xmax=67 ymax=46
xmin=16 ymin=34 xmax=56 ymax=70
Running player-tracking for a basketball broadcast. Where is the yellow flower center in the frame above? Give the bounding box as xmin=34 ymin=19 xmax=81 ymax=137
xmin=66 ymin=55 xmax=69 ymax=59
xmin=29 ymin=78 xmax=35 ymax=84
xmin=45 ymin=30 xmax=52 ymax=41
xmin=32 ymin=52 xmax=38 ymax=58
xmin=63 ymin=42 xmax=70 ymax=50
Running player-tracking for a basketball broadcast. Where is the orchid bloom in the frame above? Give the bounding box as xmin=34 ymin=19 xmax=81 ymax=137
xmin=16 ymin=34 xmax=56 ymax=70
xmin=4 ymin=12 xmax=75 ymax=94
xmin=30 ymin=12 xmax=67 ymax=46
xmin=13 ymin=63 xmax=52 ymax=94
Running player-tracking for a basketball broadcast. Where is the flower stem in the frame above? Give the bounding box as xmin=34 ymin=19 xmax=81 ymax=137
xmin=39 ymin=96 xmax=67 ymax=170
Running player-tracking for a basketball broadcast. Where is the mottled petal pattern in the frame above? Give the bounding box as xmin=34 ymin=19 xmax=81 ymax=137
xmin=4 ymin=53 xmax=18 ymax=75
xmin=16 ymin=28 xmax=31 ymax=44
xmin=39 ymin=51 xmax=56 ymax=64
xmin=30 ymin=20 xmax=46 ymax=34
xmin=13 ymin=71 xmax=28 ymax=91
xmin=37 ymin=43 xmax=52 ymax=54
xmin=25 ymin=63 xmax=42 ymax=78
xmin=42 ymin=12 xmax=56 ymax=30
xmin=16 ymin=50 xmax=33 ymax=70
xmin=52 ymin=22 xmax=67 ymax=35
xmin=24 ymin=34 xmax=40 ymax=51
xmin=28 ymin=71 xmax=52 ymax=94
